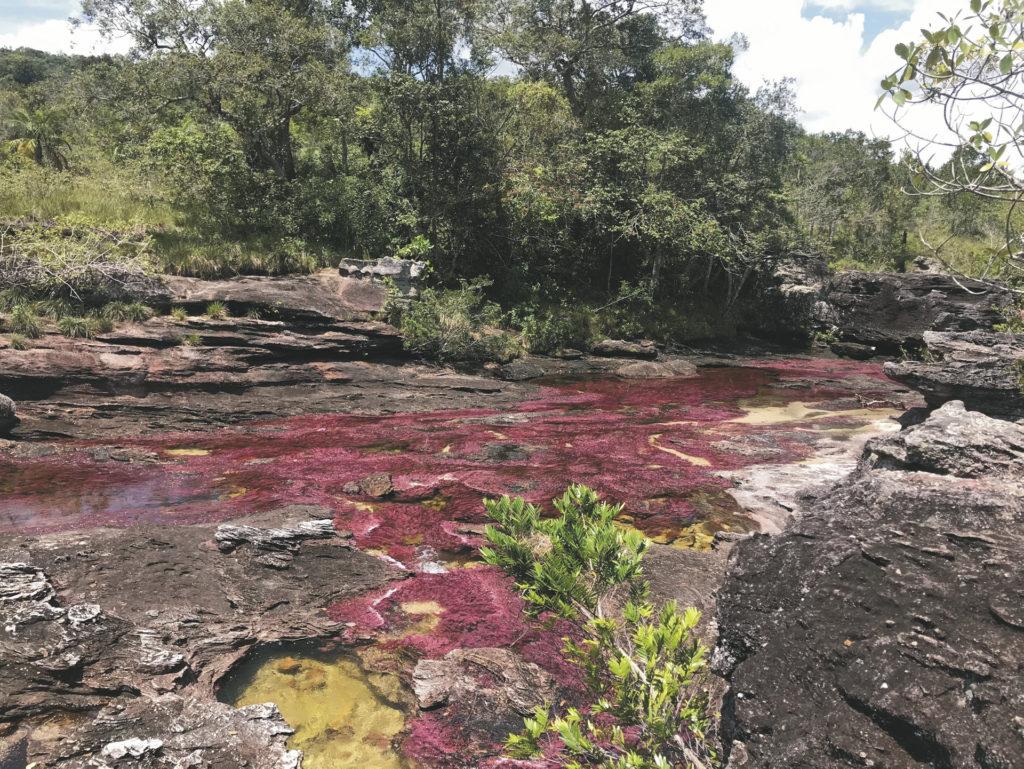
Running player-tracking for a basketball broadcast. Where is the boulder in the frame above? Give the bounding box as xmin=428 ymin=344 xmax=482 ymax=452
xmin=883 ymin=330 xmax=1024 ymax=420
xmin=714 ymin=401 xmax=1024 ymax=769
xmin=823 ymin=271 xmax=1010 ymax=353
xmin=0 ymin=392 xmax=16 ymax=434
xmin=590 ymin=339 xmax=658 ymax=360
xmin=338 ymin=257 xmax=426 ymax=300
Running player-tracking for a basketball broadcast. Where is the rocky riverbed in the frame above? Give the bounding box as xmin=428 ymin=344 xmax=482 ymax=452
xmin=1 ymin=263 xmax=1020 ymax=769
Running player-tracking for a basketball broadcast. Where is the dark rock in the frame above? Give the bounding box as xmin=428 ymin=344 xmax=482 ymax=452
xmin=354 ymin=472 xmax=394 ymax=498
xmin=590 ymin=338 xmax=658 ymax=359
xmin=883 ymin=330 xmax=1024 ymax=420
xmin=412 ymin=648 xmax=560 ymax=755
xmin=823 ymin=271 xmax=1010 ymax=353
xmin=338 ymin=257 xmax=426 ymax=300
xmin=757 ymin=253 xmax=833 ymax=343
xmin=498 ymin=359 xmax=547 ymax=381
xmin=828 ymin=341 xmax=876 ymax=360
xmin=550 ymin=348 xmax=584 ymax=359
xmin=714 ymin=401 xmax=1024 ymax=769
xmin=0 ymin=392 xmax=16 ymax=434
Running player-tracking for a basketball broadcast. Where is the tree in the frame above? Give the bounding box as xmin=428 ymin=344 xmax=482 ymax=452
xmin=881 ymin=0 xmax=1024 ymax=285
xmin=6 ymin=107 xmax=72 ymax=170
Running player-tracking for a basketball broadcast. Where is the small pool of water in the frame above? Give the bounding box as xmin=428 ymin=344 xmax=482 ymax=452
xmin=217 ymin=644 xmax=411 ymax=769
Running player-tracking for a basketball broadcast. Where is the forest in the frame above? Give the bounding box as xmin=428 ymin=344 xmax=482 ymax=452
xmin=0 ymin=0 xmax=1018 ymax=349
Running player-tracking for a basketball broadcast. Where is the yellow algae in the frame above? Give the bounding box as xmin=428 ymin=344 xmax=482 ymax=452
xmin=420 ymin=493 xmax=448 ymax=512
xmin=229 ymin=654 xmax=407 ymax=769
xmin=399 ymin=600 xmax=444 ymax=616
xmin=441 ymin=444 xmax=452 ymax=454
xmin=489 ymin=430 xmax=510 ymax=439
xmin=647 ymin=434 xmax=712 ymax=467
xmin=164 ymin=448 xmax=211 ymax=456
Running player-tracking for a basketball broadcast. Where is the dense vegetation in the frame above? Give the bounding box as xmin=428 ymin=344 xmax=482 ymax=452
xmin=1 ymin=0 xmax=1020 ymax=349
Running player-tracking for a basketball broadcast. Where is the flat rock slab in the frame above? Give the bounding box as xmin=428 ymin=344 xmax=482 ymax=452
xmin=164 ymin=270 xmax=386 ymax=320
xmin=714 ymin=401 xmax=1024 ymax=769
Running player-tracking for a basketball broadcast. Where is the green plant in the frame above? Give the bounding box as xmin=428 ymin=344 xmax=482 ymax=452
xmin=9 ymin=333 xmax=30 ymax=350
xmin=102 ymin=301 xmax=153 ymax=322
xmin=205 ymin=301 xmax=229 ymax=320
xmin=57 ymin=316 xmax=93 ymax=338
xmin=482 ymin=485 xmax=717 ymax=769
xmin=522 ymin=309 xmax=596 ymax=354
xmin=170 ymin=306 xmax=188 ymax=321
xmin=9 ymin=305 xmax=43 ymax=338
xmin=398 ymin=279 xmax=514 ymax=362
xmin=179 ymin=333 xmax=202 ymax=346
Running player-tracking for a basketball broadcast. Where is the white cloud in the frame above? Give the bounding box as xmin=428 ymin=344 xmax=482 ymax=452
xmin=704 ymin=0 xmax=965 ymax=156
xmin=0 ymin=18 xmax=132 ymax=56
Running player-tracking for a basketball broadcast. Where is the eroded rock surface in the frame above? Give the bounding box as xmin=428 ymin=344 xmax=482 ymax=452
xmin=590 ymin=338 xmax=659 ymax=360
xmin=883 ymin=330 xmax=1024 ymax=420
xmin=822 ymin=271 xmax=1010 ymax=354
xmin=714 ymin=401 xmax=1024 ymax=769
xmin=0 ymin=508 xmax=400 ymax=768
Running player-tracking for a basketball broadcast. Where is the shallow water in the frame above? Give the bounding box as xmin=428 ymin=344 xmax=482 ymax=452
xmin=218 ymin=645 xmax=410 ymax=769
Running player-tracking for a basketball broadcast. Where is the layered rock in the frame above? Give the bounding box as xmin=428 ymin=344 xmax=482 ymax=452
xmin=883 ymin=330 xmax=1024 ymax=420
xmin=338 ymin=257 xmax=426 ymax=300
xmin=822 ymin=271 xmax=1010 ymax=354
xmin=163 ymin=269 xmax=387 ymax=321
xmin=714 ymin=401 xmax=1024 ymax=769
xmin=0 ymin=507 xmax=401 ymax=768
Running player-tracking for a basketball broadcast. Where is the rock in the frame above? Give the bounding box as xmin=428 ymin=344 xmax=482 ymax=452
xmin=36 ymin=696 xmax=302 ymax=769
xmin=0 ymin=392 xmax=16 ymax=434
xmin=164 ymin=269 xmax=386 ymax=321
xmin=411 ymin=648 xmax=559 ymax=755
xmin=828 ymin=341 xmax=876 ymax=360
xmin=883 ymin=330 xmax=1024 ymax=420
xmin=338 ymin=257 xmax=426 ymax=300
xmin=215 ymin=519 xmax=340 ymax=568
xmin=714 ymin=402 xmax=1024 ymax=769
xmin=757 ymin=253 xmax=833 ymax=343
xmin=0 ymin=510 xmax=399 ymax=730
xmin=615 ymin=359 xmax=697 ymax=378
xmin=590 ymin=339 xmax=658 ymax=360
xmin=498 ymin=359 xmax=547 ymax=381
xmin=343 ymin=472 xmax=394 ymax=498
xmin=823 ymin=271 xmax=1010 ymax=353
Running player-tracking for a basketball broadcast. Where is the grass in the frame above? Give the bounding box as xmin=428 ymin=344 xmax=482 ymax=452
xmin=205 ymin=301 xmax=229 ymax=320
xmin=9 ymin=306 xmax=43 ymax=338
xmin=102 ymin=302 xmax=153 ymax=322
xmin=170 ymin=306 xmax=188 ymax=321
xmin=9 ymin=333 xmax=30 ymax=350
xmin=179 ymin=333 xmax=202 ymax=346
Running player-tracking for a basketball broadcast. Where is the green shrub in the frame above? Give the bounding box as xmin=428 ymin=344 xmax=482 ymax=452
xmin=102 ymin=301 xmax=153 ymax=322
xmin=179 ymin=333 xmax=202 ymax=346
xmin=397 ymin=280 xmax=519 ymax=362
xmin=482 ymin=485 xmax=717 ymax=769
xmin=9 ymin=333 xmax=30 ymax=351
xmin=170 ymin=306 xmax=188 ymax=321
xmin=205 ymin=301 xmax=229 ymax=320
xmin=10 ymin=305 xmax=43 ymax=338
xmin=57 ymin=316 xmax=93 ymax=338
xmin=522 ymin=309 xmax=596 ymax=354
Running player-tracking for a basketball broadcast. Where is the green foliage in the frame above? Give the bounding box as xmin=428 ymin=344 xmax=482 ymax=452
xmin=57 ymin=315 xmax=96 ymax=338
xmin=9 ymin=333 xmax=31 ymax=350
xmin=9 ymin=305 xmax=43 ymax=338
xmin=102 ymin=301 xmax=153 ymax=322
xmin=205 ymin=301 xmax=229 ymax=320
xmin=179 ymin=333 xmax=203 ymax=346
xmin=396 ymin=279 xmax=519 ymax=362
xmin=170 ymin=306 xmax=188 ymax=321
xmin=482 ymin=485 xmax=717 ymax=769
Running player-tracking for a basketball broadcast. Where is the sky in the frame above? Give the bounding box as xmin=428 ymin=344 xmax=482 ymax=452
xmin=0 ymin=0 xmax=966 ymax=147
